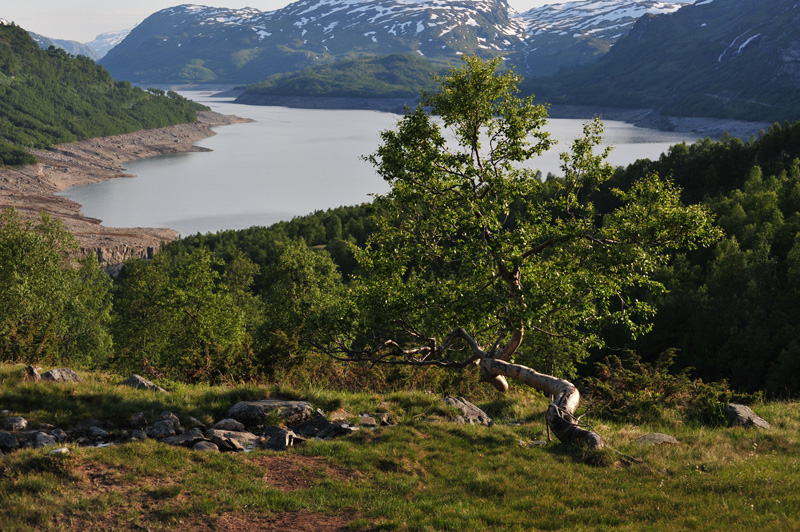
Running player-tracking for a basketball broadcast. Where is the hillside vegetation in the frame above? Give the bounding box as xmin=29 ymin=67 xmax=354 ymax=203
xmin=0 ymin=23 xmax=208 ymax=167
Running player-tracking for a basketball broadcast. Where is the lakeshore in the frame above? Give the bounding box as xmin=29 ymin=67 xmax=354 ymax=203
xmin=0 ymin=111 xmax=252 ymax=270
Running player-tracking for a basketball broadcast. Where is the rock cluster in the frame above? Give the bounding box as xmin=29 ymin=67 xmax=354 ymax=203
xmin=0 ymin=369 xmax=398 ymax=457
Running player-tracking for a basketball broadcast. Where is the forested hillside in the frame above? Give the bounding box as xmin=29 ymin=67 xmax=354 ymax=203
xmin=240 ymin=54 xmax=443 ymax=101
xmin=0 ymin=22 xmax=207 ymax=167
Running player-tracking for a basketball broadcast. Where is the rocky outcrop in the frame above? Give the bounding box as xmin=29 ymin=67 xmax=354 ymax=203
xmin=41 ymin=368 xmax=84 ymax=383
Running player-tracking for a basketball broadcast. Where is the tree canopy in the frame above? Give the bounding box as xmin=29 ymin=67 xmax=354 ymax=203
xmin=316 ymin=57 xmax=720 ymax=446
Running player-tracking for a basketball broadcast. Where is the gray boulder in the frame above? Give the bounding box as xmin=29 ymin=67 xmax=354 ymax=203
xmin=210 ymin=418 xmax=246 ymax=432
xmin=443 ymin=396 xmax=494 ymax=426
xmin=146 ymin=420 xmax=177 ymax=439
xmin=227 ymin=399 xmax=313 ymax=428
xmin=41 ymin=368 xmax=84 ymax=383
xmin=35 ymin=432 xmax=57 ymax=449
xmin=5 ymin=416 xmax=27 ymax=431
xmin=636 ymin=433 xmax=679 ymax=446
xmin=0 ymin=431 xmax=19 ymax=452
xmin=727 ymin=404 xmax=771 ymax=429
xmin=121 ymin=374 xmax=167 ymax=393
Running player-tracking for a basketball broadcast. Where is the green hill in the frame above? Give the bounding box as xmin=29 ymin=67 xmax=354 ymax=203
xmin=239 ymin=54 xmax=445 ymax=100
xmin=0 ymin=22 xmax=208 ymax=167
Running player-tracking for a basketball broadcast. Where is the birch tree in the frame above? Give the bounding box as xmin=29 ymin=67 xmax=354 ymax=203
xmin=320 ymin=57 xmax=719 ymax=448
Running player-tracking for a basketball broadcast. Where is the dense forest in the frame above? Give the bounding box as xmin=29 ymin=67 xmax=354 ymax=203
xmin=0 ymin=22 xmax=208 ymax=167
xmin=4 ymin=121 xmax=800 ymax=398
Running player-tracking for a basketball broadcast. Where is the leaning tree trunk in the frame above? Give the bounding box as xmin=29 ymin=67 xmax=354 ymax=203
xmin=481 ymin=358 xmax=605 ymax=449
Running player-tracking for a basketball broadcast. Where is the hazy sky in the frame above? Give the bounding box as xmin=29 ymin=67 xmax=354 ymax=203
xmin=4 ymin=1 xmax=560 ymax=43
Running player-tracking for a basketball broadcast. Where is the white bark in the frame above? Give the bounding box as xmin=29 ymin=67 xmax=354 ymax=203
xmin=481 ymin=358 xmax=604 ymax=449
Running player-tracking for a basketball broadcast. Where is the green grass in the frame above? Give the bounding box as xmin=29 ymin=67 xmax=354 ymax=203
xmin=1 ymin=363 xmax=799 ymax=531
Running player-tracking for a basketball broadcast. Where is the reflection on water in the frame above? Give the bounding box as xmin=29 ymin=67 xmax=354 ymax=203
xmin=58 ymin=93 xmax=700 ymax=236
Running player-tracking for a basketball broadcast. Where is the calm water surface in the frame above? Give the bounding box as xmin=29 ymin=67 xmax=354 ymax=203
xmin=58 ymin=93 xmax=701 ymax=235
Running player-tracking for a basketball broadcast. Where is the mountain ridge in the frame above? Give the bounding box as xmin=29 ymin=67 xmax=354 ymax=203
xmin=99 ymin=0 xmax=690 ymax=84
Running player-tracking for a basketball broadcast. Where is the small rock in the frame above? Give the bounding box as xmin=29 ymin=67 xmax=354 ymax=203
xmin=35 ymin=432 xmax=57 ymax=449
xmin=637 ymin=433 xmax=679 ymax=446
xmin=358 ymin=415 xmax=379 ymax=427
xmin=262 ymin=428 xmax=302 ymax=451
xmin=727 ymin=404 xmax=771 ymax=429
xmin=210 ymin=418 xmax=245 ymax=432
xmin=228 ymin=399 xmax=313 ymax=428
xmin=161 ymin=428 xmax=206 ymax=448
xmin=48 ymin=447 xmax=70 ymax=456
xmin=193 ymin=441 xmax=219 ymax=452
xmin=38 ymin=423 xmax=55 ymax=431
xmin=52 ymin=429 xmax=67 ymax=443
xmin=443 ymin=397 xmax=494 ymax=427
xmin=0 ymin=431 xmax=19 ymax=452
xmin=121 ymin=374 xmax=167 ymax=393
xmin=5 ymin=416 xmax=27 ymax=431
xmin=130 ymin=430 xmax=147 ymax=441
xmin=41 ymin=368 xmax=84 ymax=383
xmin=146 ymin=420 xmax=177 ymax=439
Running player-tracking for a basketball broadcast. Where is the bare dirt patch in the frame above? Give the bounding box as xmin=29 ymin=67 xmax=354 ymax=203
xmin=249 ymin=454 xmax=359 ymax=492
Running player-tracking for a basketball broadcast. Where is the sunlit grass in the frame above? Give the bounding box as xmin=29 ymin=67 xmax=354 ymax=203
xmin=1 ymin=364 xmax=798 ymax=531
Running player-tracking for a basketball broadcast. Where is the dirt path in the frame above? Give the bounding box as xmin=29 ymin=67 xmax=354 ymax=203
xmin=0 ymin=111 xmax=252 ymax=271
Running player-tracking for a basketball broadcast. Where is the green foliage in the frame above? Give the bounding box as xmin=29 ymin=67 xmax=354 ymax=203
xmin=0 ymin=23 xmax=208 ymax=167
xmin=244 ymin=54 xmax=444 ymax=99
xmin=323 ymin=56 xmax=718 ymax=379
xmin=111 ymin=248 xmax=253 ymax=382
xmin=601 ymin=122 xmax=800 ymax=396
xmin=582 ymin=351 xmax=760 ymax=425
xmin=0 ymin=208 xmax=112 ymax=366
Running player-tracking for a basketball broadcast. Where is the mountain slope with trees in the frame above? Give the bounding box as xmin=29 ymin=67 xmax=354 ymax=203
xmin=0 ymin=22 xmax=208 ymax=167
xmin=528 ymin=0 xmax=800 ymax=122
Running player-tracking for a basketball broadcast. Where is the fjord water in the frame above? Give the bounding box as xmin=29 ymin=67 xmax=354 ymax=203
xmin=58 ymin=93 xmax=701 ymax=236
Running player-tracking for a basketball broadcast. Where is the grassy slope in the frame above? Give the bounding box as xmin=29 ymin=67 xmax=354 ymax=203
xmin=1 ymin=364 xmax=799 ymax=531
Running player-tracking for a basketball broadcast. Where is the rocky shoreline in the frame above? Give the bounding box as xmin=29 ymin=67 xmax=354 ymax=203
xmin=0 ymin=111 xmax=252 ymax=271
xmin=234 ymin=93 xmax=771 ymax=140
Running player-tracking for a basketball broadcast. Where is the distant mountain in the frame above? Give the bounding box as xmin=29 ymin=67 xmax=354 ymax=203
xmin=98 ymin=0 xmax=696 ymax=85
xmin=530 ymin=0 xmax=800 ymax=122
xmin=99 ymin=1 xmax=524 ymax=84
xmin=87 ymin=27 xmax=134 ymax=58
xmin=28 ymin=32 xmax=100 ymax=60
xmin=514 ymin=0 xmax=692 ymax=75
